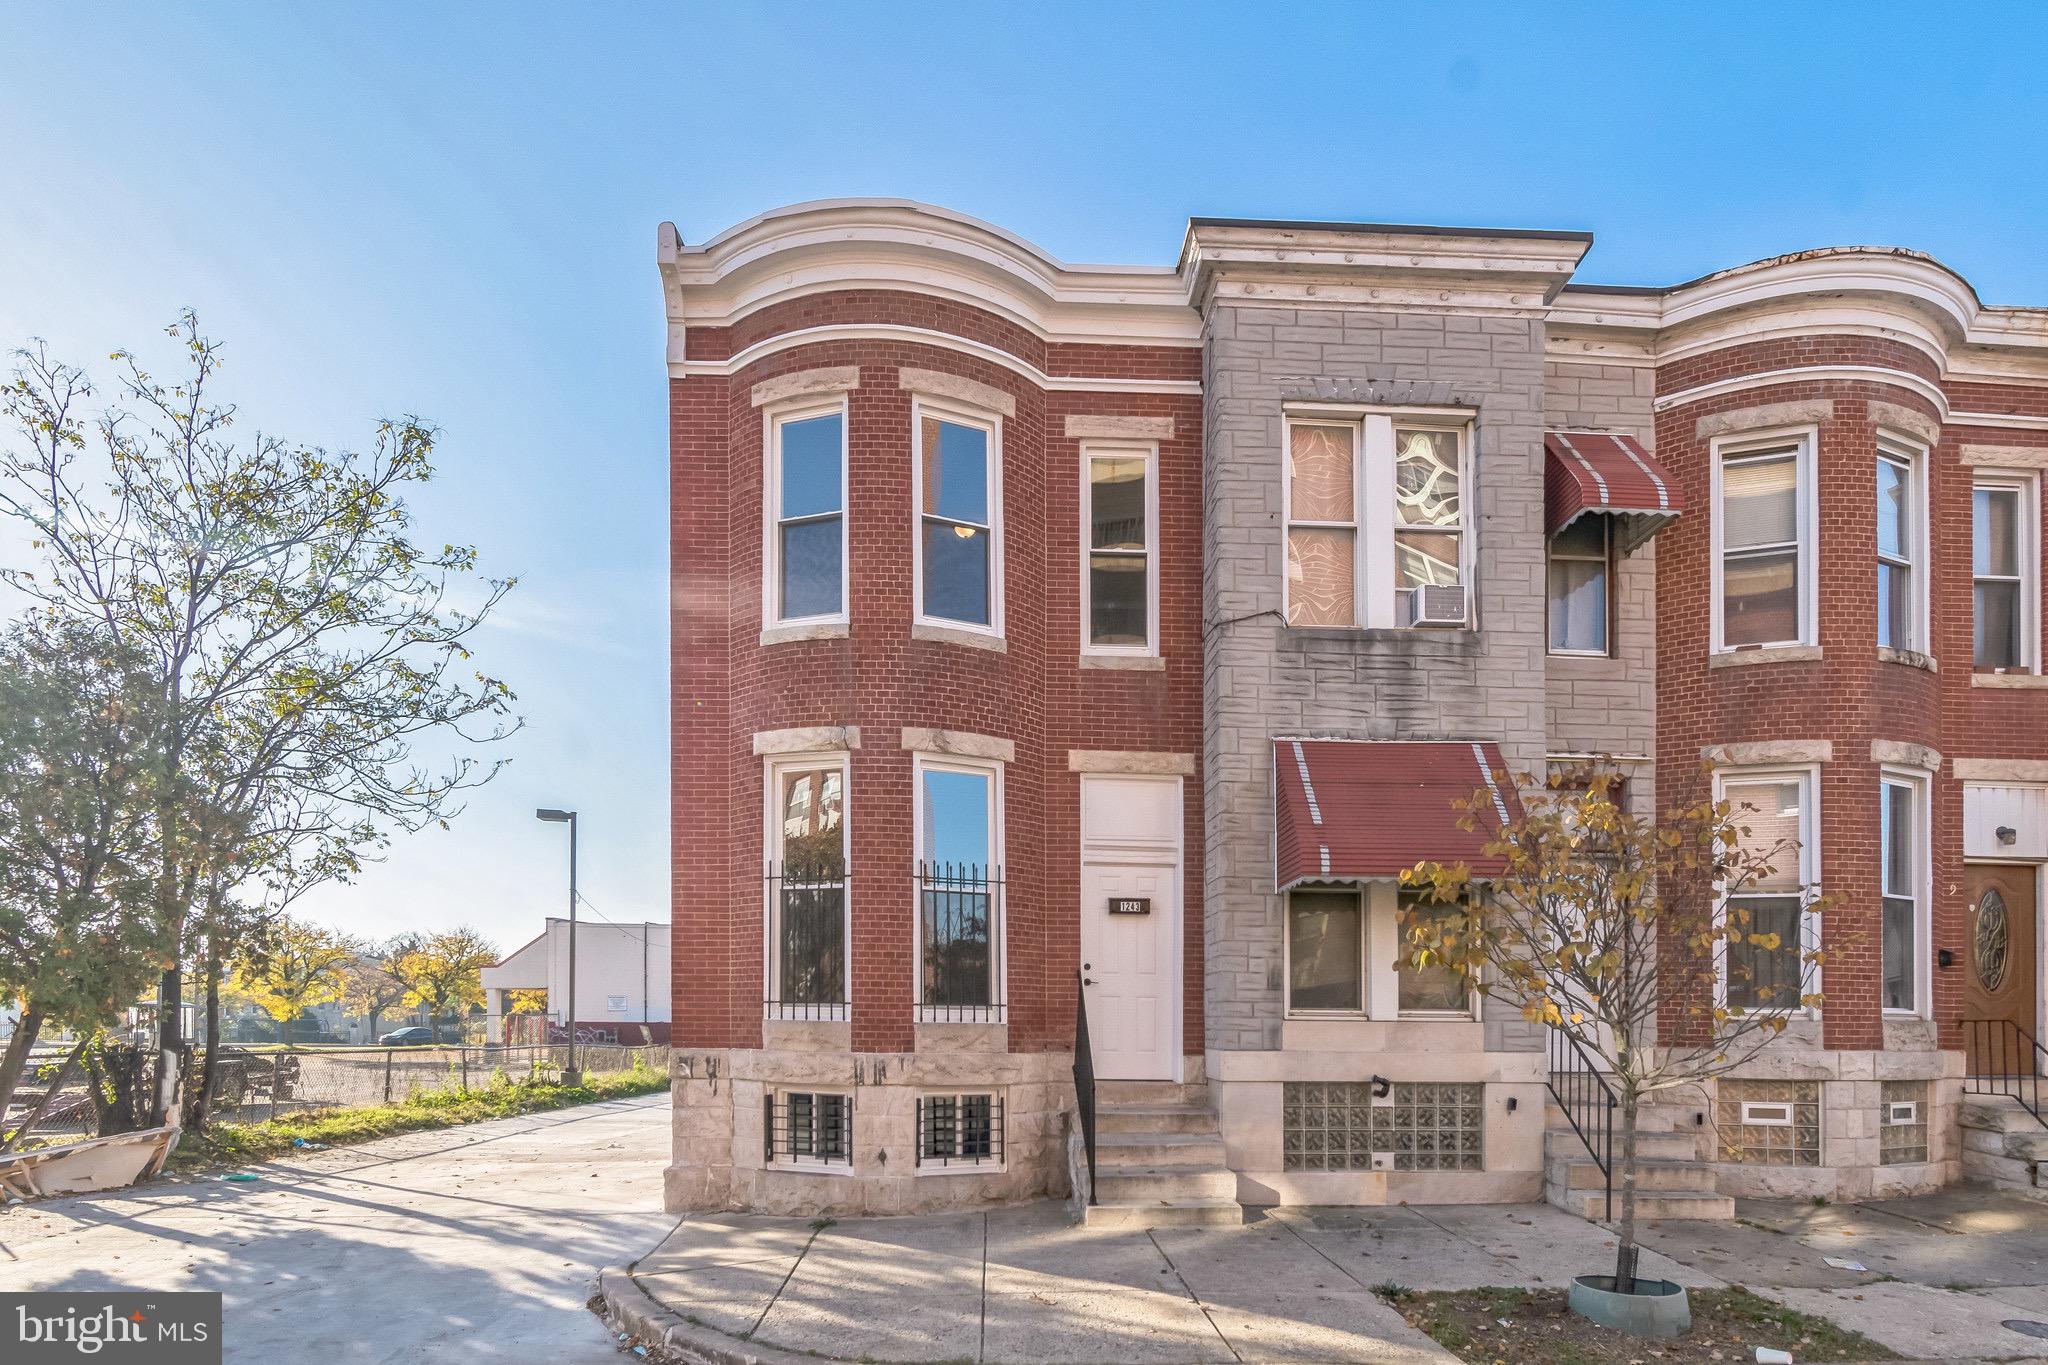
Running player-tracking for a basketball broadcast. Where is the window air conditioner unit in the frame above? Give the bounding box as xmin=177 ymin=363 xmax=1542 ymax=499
xmin=1407 ymin=584 xmax=1468 ymax=628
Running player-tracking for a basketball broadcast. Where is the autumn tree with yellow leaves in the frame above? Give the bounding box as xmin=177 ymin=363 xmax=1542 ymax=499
xmin=1400 ymin=764 xmax=1829 ymax=1294
xmin=227 ymin=917 xmax=355 ymax=1047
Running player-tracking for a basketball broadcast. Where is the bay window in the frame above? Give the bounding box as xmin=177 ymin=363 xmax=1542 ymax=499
xmin=1719 ymin=771 xmax=1816 ymax=1012
xmin=915 ymin=757 xmax=1002 ymax=1020
xmin=916 ymin=404 xmax=1000 ymax=633
xmin=1876 ymin=442 xmax=1924 ymax=653
xmin=767 ymin=405 xmax=847 ymax=624
xmin=1881 ymin=775 xmax=1925 ymax=1014
xmin=1284 ymin=413 xmax=1471 ymax=630
xmin=1715 ymin=433 xmax=1813 ymax=650
xmin=766 ymin=756 xmax=848 ymax=1019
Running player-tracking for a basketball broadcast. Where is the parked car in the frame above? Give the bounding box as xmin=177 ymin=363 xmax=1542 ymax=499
xmin=378 ymin=1026 xmax=435 ymax=1046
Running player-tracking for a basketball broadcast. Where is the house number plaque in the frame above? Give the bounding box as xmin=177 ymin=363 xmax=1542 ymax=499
xmin=1108 ymin=897 xmax=1152 ymax=915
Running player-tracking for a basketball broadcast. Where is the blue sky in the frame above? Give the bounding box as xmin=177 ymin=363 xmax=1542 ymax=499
xmin=2 ymin=4 xmax=2044 ymax=954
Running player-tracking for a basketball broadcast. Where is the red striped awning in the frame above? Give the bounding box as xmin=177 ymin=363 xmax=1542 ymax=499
xmin=1273 ymin=739 xmax=1519 ymax=891
xmin=1544 ymin=431 xmax=1684 ymax=553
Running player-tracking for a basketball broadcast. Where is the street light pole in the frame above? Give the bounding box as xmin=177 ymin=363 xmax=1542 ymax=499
xmin=536 ymin=808 xmax=580 ymax=1084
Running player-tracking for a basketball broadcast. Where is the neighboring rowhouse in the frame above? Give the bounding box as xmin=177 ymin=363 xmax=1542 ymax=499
xmin=663 ymin=200 xmax=2048 ymax=1222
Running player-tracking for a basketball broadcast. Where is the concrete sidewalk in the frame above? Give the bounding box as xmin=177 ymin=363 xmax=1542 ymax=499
xmin=606 ymin=1192 xmax=2048 ymax=1364
xmin=0 ymin=1093 xmax=676 ymax=1362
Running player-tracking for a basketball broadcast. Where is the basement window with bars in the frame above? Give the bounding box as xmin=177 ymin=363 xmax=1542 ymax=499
xmin=765 ymin=1091 xmax=853 ymax=1168
xmin=1283 ymin=1081 xmax=1483 ymax=1173
xmin=1880 ymin=1081 xmax=1930 ymax=1165
xmin=1715 ymin=1079 xmax=1820 ymax=1166
xmin=916 ymin=1092 xmax=1004 ymax=1170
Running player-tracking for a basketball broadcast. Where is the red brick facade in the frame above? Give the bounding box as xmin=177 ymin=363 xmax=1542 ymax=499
xmin=669 ymin=291 xmax=1204 ymax=1058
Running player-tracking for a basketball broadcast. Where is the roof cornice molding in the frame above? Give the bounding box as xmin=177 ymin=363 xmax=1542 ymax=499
xmin=1548 ymin=248 xmax=2048 ymax=382
xmin=657 ymin=200 xmax=1200 ymax=360
xmin=1182 ymin=220 xmax=1592 ymax=316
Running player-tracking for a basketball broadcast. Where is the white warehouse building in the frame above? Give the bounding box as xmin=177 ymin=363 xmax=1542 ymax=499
xmin=481 ymin=918 xmax=670 ymax=1043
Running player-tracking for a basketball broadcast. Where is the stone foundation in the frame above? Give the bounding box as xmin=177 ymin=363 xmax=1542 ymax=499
xmin=1209 ymin=1029 xmax=1550 ymax=1206
xmin=1702 ymin=1023 xmax=1964 ymax=1201
xmin=664 ymin=1027 xmax=1074 ymax=1216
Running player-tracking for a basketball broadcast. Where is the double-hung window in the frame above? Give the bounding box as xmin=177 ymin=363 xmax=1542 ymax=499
xmin=1974 ymin=476 xmax=2038 ymax=671
xmin=1548 ymin=517 xmax=1611 ymax=655
xmin=916 ymin=403 xmax=1001 ymax=633
xmin=767 ymin=404 xmax=847 ymax=624
xmin=1876 ymin=441 xmax=1925 ymax=654
xmin=915 ymin=757 xmax=1002 ymax=1020
xmin=1287 ymin=888 xmax=1363 ymax=1013
xmin=765 ymin=756 xmax=848 ymax=1019
xmin=1083 ymin=445 xmax=1157 ymax=654
xmin=1880 ymin=774 xmax=1926 ymax=1014
xmin=1715 ymin=432 xmax=1814 ymax=650
xmin=1284 ymin=414 xmax=1471 ymax=629
xmin=1719 ymin=771 xmax=1817 ymax=1012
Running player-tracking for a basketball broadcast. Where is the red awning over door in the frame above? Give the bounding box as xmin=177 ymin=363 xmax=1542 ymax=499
xmin=1272 ymin=739 xmax=1519 ymax=891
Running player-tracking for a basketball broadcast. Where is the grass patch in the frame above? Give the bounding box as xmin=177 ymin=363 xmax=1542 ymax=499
xmin=167 ymin=1063 xmax=669 ymax=1174
xmin=1387 ymin=1285 xmax=1899 ymax=1363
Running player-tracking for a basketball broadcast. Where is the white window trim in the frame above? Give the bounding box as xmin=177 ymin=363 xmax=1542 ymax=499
xmin=1079 ymin=440 xmax=1160 ymax=658
xmin=912 ymin=396 xmax=1005 ymax=638
xmin=1712 ymin=763 xmax=1823 ymax=1016
xmin=1282 ymin=884 xmax=1368 ymax=1019
xmin=1710 ymin=425 xmax=1819 ymax=654
xmin=1389 ymin=883 xmax=1482 ymax=1020
xmin=1876 ymin=433 xmax=1930 ymax=657
xmin=1974 ymin=470 xmax=2042 ymax=674
xmin=761 ymin=397 xmax=850 ymax=628
xmin=767 ymin=1087 xmax=857 ymax=1174
xmin=1281 ymin=409 xmax=1475 ymax=631
xmin=762 ymin=751 xmax=851 ymax=1022
xmin=1740 ymin=1101 xmax=1795 ymax=1127
xmin=1880 ymin=766 xmax=1932 ymax=1018
xmin=914 ymin=1089 xmax=1007 ymax=1174
xmin=1547 ymin=514 xmax=1613 ymax=657
xmin=1885 ymin=1100 xmax=1920 ymax=1125
xmin=911 ymin=751 xmax=1007 ymax=1021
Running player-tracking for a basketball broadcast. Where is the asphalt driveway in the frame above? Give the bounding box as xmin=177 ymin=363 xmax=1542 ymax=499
xmin=0 ymin=1093 xmax=673 ymax=1362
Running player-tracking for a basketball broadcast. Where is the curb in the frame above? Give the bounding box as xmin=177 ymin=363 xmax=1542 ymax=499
xmin=593 ymin=1264 xmax=818 ymax=1365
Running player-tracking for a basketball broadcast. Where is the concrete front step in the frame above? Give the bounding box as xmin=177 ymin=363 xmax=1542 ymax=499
xmin=1553 ymin=1156 xmax=1718 ymax=1193
xmin=1544 ymin=1126 xmax=1700 ymax=1163
xmin=1551 ymin=1186 xmax=1735 ymax=1222
xmin=1095 ymin=1079 xmax=1209 ymax=1106
xmin=1961 ymin=1093 xmax=2048 ymax=1138
xmin=1096 ymin=1104 xmax=1220 ymax=1137
xmin=1096 ymin=1133 xmax=1229 ymax=1167
xmin=1093 ymin=1163 xmax=1238 ymax=1203
xmin=1083 ymin=1198 xmax=1242 ymax=1228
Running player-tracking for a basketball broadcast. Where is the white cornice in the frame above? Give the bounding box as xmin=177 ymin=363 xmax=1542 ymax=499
xmin=1183 ymin=220 xmax=1592 ymax=316
xmin=1654 ymin=364 xmax=1949 ymax=417
xmin=657 ymin=200 xmax=1200 ymax=359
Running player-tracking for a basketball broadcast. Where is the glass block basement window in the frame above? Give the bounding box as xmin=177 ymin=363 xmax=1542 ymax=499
xmin=1880 ymin=1080 xmax=1930 ymax=1165
xmin=1283 ymin=1081 xmax=1483 ymax=1172
xmin=1715 ymin=1079 xmax=1820 ymax=1166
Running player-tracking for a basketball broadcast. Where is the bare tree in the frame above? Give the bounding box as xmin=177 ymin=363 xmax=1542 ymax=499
xmin=1400 ymin=764 xmax=1829 ymax=1293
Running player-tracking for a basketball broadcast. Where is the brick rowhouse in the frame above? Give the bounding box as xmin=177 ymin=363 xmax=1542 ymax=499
xmin=665 ymin=203 xmax=2048 ymax=1219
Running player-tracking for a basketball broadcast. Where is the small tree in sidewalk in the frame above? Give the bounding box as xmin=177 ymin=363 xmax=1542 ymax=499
xmin=1399 ymin=763 xmax=1829 ymax=1297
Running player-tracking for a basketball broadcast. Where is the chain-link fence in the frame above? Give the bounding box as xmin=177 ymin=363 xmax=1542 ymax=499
xmin=200 ymin=1043 xmax=669 ymax=1123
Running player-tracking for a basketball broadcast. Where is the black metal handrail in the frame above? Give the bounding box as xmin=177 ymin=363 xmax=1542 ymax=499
xmin=1072 ymin=968 xmax=1098 ymax=1206
xmin=1963 ymin=1017 xmax=2048 ymax=1130
xmin=1545 ymin=1027 xmax=1617 ymax=1222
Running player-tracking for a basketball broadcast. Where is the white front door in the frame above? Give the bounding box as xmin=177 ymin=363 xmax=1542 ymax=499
xmin=1079 ymin=775 xmax=1181 ymax=1080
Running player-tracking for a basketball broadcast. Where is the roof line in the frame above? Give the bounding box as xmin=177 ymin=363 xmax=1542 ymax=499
xmin=1189 ymin=215 xmax=1594 ymax=243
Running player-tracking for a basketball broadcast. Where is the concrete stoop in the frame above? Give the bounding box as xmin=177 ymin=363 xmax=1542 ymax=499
xmin=1083 ymin=1080 xmax=1241 ymax=1228
xmin=1960 ymin=1093 xmax=2048 ymax=1202
xmin=1542 ymin=1099 xmax=1733 ymax=1223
